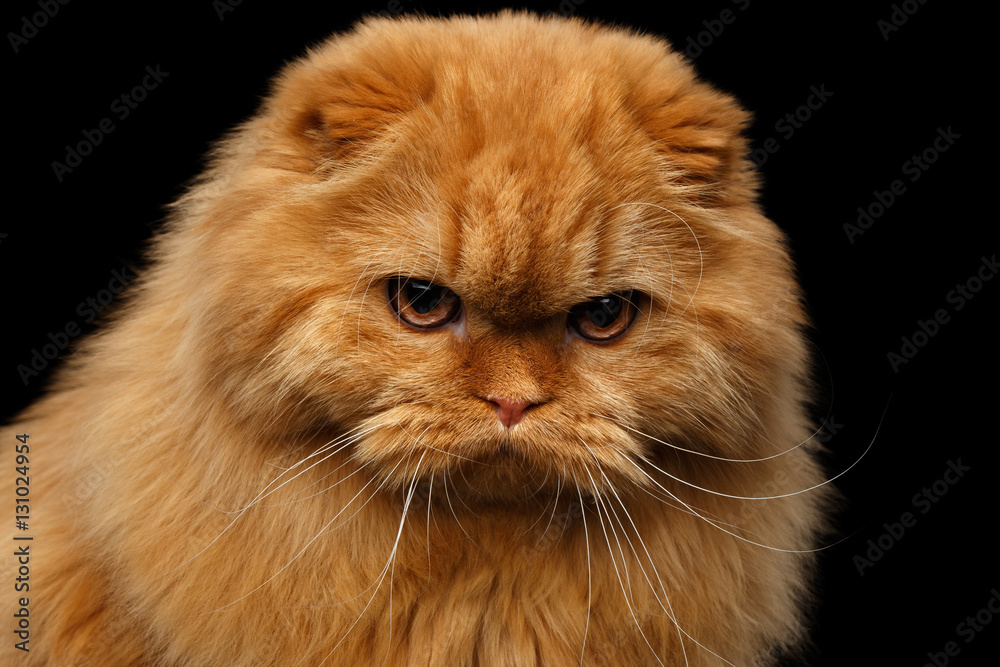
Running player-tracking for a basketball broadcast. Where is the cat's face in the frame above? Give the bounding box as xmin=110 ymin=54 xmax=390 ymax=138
xmin=183 ymin=13 xmax=806 ymax=505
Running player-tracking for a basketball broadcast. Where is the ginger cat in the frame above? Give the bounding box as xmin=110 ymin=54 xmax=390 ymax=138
xmin=4 ymin=11 xmax=830 ymax=666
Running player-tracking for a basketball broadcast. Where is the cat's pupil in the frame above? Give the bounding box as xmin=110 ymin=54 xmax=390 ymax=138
xmin=406 ymin=281 xmax=443 ymax=314
xmin=587 ymin=296 xmax=621 ymax=328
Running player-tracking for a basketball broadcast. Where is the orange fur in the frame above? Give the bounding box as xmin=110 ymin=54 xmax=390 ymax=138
xmin=4 ymin=12 xmax=830 ymax=666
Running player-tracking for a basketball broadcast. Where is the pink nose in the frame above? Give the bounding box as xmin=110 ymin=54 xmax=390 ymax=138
xmin=488 ymin=396 xmax=535 ymax=428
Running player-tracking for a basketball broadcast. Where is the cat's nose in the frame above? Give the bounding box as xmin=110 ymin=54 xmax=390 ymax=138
xmin=487 ymin=396 xmax=536 ymax=428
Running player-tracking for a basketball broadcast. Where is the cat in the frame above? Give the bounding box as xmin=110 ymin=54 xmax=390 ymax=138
xmin=3 ymin=11 xmax=832 ymax=666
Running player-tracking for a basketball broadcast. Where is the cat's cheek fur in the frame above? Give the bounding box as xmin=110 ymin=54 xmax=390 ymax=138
xmin=4 ymin=11 xmax=831 ymax=666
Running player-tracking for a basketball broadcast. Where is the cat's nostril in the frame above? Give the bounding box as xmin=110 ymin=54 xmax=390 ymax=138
xmin=487 ymin=396 xmax=536 ymax=428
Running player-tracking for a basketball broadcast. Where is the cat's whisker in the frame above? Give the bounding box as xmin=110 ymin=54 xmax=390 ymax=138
xmin=619 ymin=453 xmax=850 ymax=554
xmin=443 ymin=462 xmax=475 ymax=544
xmin=580 ymin=445 xmax=670 ymax=609
xmin=528 ymin=476 xmax=563 ymax=547
xmin=573 ymin=475 xmax=592 ymax=667
xmin=159 ymin=428 xmax=371 ymax=574
xmin=629 ymin=478 xmax=757 ymax=537
xmin=300 ymin=461 xmax=394 ymax=540
xmin=235 ymin=426 xmax=382 ymax=509
xmin=627 ymin=398 xmax=887 ymax=503
xmin=318 ymin=451 xmax=427 ymax=667
xmin=263 ymin=422 xmax=369 ymax=473
xmin=594 ymin=413 xmax=827 ymax=463
xmin=236 ymin=425 xmax=380 ymax=509
xmin=456 ymin=465 xmax=484 ymax=514
xmin=251 ymin=455 xmax=368 ymax=510
xmin=383 ymin=451 xmax=428 ymax=667
xmin=390 ymin=415 xmax=479 ymax=462
xmin=588 ymin=445 xmax=744 ymax=667
xmin=580 ymin=464 xmax=667 ymax=667
xmin=590 ymin=411 xmax=775 ymax=535
xmin=191 ymin=453 xmax=408 ymax=616
xmin=425 ymin=471 xmax=435 ymax=579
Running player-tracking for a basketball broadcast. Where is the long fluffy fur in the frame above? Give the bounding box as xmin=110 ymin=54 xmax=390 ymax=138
xmin=4 ymin=12 xmax=830 ymax=666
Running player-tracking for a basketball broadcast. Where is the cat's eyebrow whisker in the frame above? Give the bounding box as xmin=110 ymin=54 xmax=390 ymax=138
xmin=611 ymin=203 xmax=704 ymax=323
xmin=333 ymin=227 xmax=411 ymax=361
xmin=630 ymin=251 xmax=657 ymax=356
xmin=388 ymin=226 xmax=419 ymax=349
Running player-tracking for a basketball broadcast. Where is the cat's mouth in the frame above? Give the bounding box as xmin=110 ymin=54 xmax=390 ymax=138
xmin=349 ymin=403 xmax=652 ymax=505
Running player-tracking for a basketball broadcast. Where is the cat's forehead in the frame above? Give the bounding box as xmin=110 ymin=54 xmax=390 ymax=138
xmin=396 ymin=137 xmax=652 ymax=326
xmin=390 ymin=184 xmax=657 ymax=325
xmin=385 ymin=71 xmax=660 ymax=322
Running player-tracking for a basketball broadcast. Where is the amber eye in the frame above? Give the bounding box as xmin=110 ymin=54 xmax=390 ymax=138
xmin=569 ymin=290 xmax=640 ymax=341
xmin=387 ymin=277 xmax=461 ymax=329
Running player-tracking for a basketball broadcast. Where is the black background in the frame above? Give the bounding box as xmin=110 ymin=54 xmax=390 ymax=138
xmin=3 ymin=1 xmax=995 ymax=665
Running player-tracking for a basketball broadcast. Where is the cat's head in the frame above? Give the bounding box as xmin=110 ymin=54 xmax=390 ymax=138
xmin=170 ymin=12 xmax=808 ymax=504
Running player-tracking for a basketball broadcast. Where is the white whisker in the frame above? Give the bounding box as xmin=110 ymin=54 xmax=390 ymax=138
xmin=581 ymin=465 xmax=666 ymax=667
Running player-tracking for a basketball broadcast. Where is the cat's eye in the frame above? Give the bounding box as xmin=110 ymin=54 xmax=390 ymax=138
xmin=387 ymin=277 xmax=462 ymax=329
xmin=569 ymin=290 xmax=640 ymax=341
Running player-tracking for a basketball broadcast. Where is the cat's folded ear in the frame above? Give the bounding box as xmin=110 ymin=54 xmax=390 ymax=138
xmin=630 ymin=58 xmax=754 ymax=198
xmin=266 ymin=36 xmax=435 ymax=165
